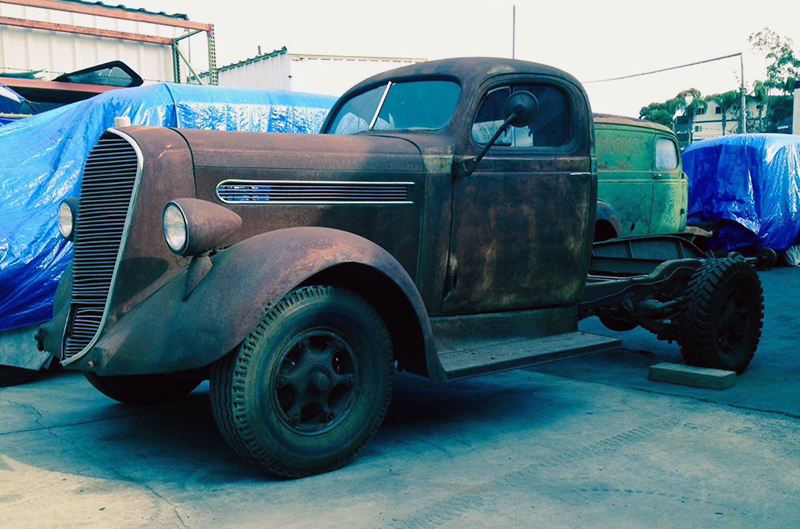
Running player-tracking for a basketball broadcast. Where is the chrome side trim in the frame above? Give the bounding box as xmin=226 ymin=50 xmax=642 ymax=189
xmin=215 ymin=179 xmax=415 ymax=206
xmin=61 ymin=128 xmax=144 ymax=367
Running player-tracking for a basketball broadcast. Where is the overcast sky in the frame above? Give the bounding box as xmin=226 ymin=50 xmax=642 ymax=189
xmin=135 ymin=0 xmax=800 ymax=117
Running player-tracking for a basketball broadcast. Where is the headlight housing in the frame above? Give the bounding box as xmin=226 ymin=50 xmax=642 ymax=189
xmin=162 ymin=202 xmax=189 ymax=254
xmin=58 ymin=198 xmax=79 ymax=241
xmin=162 ymin=199 xmax=241 ymax=257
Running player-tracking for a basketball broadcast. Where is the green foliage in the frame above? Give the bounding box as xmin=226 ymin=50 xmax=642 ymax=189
xmin=639 ymin=88 xmax=706 ymax=127
xmin=749 ymin=28 xmax=800 ymax=94
xmin=706 ymin=91 xmax=741 ymax=135
xmin=764 ymin=95 xmax=793 ymax=132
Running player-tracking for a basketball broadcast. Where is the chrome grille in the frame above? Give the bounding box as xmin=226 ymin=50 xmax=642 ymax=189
xmin=63 ymin=132 xmax=139 ymax=360
xmin=216 ymin=180 xmax=412 ymax=205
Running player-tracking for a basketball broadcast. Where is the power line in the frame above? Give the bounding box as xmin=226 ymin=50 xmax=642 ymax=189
xmin=584 ymin=52 xmax=742 ymax=84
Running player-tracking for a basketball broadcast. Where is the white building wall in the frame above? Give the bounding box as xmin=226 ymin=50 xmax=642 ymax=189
xmin=690 ymin=99 xmax=761 ymax=141
xmin=217 ymin=53 xmax=291 ymax=90
xmin=289 ymin=56 xmax=425 ymax=97
xmin=0 ymin=3 xmax=183 ymax=82
xmin=213 ymin=51 xmax=425 ymax=96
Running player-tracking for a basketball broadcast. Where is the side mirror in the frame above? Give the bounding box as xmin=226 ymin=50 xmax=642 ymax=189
xmin=503 ymin=90 xmax=538 ymax=128
xmin=458 ymin=90 xmax=540 ymax=177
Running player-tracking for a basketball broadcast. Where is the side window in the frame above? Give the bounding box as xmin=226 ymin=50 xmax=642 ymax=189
xmin=472 ymin=84 xmax=570 ymax=148
xmin=655 ymin=137 xmax=679 ymax=170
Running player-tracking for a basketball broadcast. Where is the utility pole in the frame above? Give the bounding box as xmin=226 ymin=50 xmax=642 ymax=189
xmin=740 ymin=53 xmax=747 ymax=133
xmin=512 ymin=5 xmax=516 ymax=59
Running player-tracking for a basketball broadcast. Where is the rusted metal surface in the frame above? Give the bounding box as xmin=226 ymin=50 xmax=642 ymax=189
xmin=69 ymin=228 xmax=440 ymax=379
xmin=106 ymin=128 xmax=195 ymax=322
xmin=167 ymin=198 xmax=242 ymax=256
xmin=0 ymin=15 xmax=174 ymax=45
xmin=595 ymin=115 xmax=687 ymax=237
xmin=44 ymin=57 xmax=600 ymax=382
xmin=178 ymin=128 xmax=425 ymax=284
xmin=0 ymin=77 xmax=118 ymax=94
xmin=0 ymin=0 xmax=211 ymax=31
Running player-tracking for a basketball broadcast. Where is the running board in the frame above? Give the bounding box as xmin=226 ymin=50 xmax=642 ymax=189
xmin=438 ymin=332 xmax=622 ymax=381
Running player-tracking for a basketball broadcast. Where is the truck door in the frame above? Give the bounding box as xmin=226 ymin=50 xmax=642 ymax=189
xmin=442 ymin=81 xmax=595 ymax=314
xmin=650 ymin=134 xmax=687 ymax=233
xmin=595 ymin=125 xmax=654 ymax=236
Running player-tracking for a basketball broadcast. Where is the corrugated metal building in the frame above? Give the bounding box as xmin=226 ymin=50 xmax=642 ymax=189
xmin=206 ymin=47 xmax=426 ymax=97
xmin=0 ymin=0 xmax=215 ymax=84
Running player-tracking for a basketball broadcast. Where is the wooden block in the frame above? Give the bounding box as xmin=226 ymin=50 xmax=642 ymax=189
xmin=648 ymin=362 xmax=736 ymax=390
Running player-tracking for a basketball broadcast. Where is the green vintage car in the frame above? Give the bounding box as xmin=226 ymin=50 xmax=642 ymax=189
xmin=593 ymin=114 xmax=687 ymax=241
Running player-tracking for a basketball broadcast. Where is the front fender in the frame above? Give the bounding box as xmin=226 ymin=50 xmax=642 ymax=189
xmin=82 ymin=227 xmax=437 ymax=376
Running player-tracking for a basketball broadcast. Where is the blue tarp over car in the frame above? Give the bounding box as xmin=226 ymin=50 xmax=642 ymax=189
xmin=684 ymin=133 xmax=800 ymax=251
xmin=0 ymin=83 xmax=336 ymax=334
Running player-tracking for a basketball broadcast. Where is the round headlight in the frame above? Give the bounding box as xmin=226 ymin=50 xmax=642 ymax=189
xmin=162 ymin=203 xmax=188 ymax=254
xmin=58 ymin=198 xmax=77 ymax=241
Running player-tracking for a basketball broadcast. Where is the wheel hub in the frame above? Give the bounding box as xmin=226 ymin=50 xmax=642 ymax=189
xmin=308 ymin=370 xmax=331 ymax=393
xmin=272 ymin=330 xmax=358 ymax=434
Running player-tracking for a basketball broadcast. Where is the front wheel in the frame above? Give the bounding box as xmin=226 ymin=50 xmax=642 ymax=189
xmin=677 ymin=258 xmax=764 ymax=373
xmin=210 ymin=285 xmax=394 ymax=478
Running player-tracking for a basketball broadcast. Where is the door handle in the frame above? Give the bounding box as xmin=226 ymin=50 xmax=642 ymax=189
xmin=654 ymin=173 xmax=665 ymax=179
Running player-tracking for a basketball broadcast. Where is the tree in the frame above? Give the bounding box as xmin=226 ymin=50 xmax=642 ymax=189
xmin=751 ymin=81 xmax=769 ymax=132
xmin=639 ymin=88 xmax=705 ymax=128
xmin=749 ymin=28 xmax=800 ymax=94
xmin=706 ymin=91 xmax=740 ymax=136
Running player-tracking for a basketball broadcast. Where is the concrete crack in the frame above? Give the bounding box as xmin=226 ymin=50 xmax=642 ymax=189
xmin=0 ymin=397 xmax=191 ymax=529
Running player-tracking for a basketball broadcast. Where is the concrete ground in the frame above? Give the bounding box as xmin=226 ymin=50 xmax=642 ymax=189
xmin=1 ymin=268 xmax=798 ymax=528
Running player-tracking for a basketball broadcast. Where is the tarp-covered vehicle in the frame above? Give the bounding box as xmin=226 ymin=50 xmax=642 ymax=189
xmin=37 ymin=58 xmax=765 ymax=478
xmin=684 ymin=133 xmax=800 ymax=252
xmin=0 ymin=83 xmax=335 ymax=385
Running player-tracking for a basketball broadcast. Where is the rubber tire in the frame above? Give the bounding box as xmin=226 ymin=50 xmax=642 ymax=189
xmin=209 ymin=285 xmax=394 ymax=479
xmin=677 ymin=258 xmax=764 ymax=373
xmin=0 ymin=366 xmax=39 ymax=388
xmin=84 ymin=372 xmax=202 ymax=405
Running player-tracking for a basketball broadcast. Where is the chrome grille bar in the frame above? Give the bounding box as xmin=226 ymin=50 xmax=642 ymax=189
xmin=216 ymin=180 xmax=413 ymax=205
xmin=63 ymin=131 xmax=141 ymax=361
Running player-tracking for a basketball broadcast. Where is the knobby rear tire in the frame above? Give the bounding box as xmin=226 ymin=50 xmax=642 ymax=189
xmin=677 ymin=258 xmax=764 ymax=373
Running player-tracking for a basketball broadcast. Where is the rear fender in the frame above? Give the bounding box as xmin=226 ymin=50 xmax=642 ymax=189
xmin=595 ymin=200 xmax=622 ymax=240
xmin=83 ymin=227 xmax=441 ymax=378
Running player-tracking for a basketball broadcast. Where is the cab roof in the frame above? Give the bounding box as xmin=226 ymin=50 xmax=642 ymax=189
xmin=342 ymin=57 xmax=585 ymax=97
xmin=593 ymin=113 xmax=674 ymax=134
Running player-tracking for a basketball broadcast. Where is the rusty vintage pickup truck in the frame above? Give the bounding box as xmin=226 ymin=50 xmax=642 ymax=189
xmin=37 ymin=58 xmax=764 ymax=478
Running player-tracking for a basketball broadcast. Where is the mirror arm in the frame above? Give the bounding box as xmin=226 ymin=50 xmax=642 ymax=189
xmin=457 ymin=110 xmax=521 ymax=177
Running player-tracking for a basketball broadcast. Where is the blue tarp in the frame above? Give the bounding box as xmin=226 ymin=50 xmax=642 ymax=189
xmin=0 ymin=83 xmax=336 ymax=332
xmin=684 ymin=133 xmax=800 ymax=252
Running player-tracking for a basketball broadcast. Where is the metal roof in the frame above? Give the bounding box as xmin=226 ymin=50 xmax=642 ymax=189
xmin=593 ymin=113 xmax=673 ymax=133
xmin=214 ymin=47 xmax=288 ymax=74
xmin=59 ymin=0 xmax=189 ymax=20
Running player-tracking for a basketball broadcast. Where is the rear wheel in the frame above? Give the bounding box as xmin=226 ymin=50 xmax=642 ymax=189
xmin=84 ymin=372 xmax=202 ymax=405
xmin=210 ymin=285 xmax=393 ymax=478
xmin=677 ymin=258 xmax=763 ymax=373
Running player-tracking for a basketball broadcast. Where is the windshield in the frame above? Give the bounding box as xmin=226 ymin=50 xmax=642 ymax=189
xmin=328 ymin=80 xmax=461 ymax=135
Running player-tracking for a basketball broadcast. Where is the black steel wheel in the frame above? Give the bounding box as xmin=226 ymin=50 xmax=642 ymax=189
xmin=677 ymin=258 xmax=764 ymax=373
xmin=84 ymin=372 xmax=202 ymax=405
xmin=210 ymin=285 xmax=393 ymax=478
